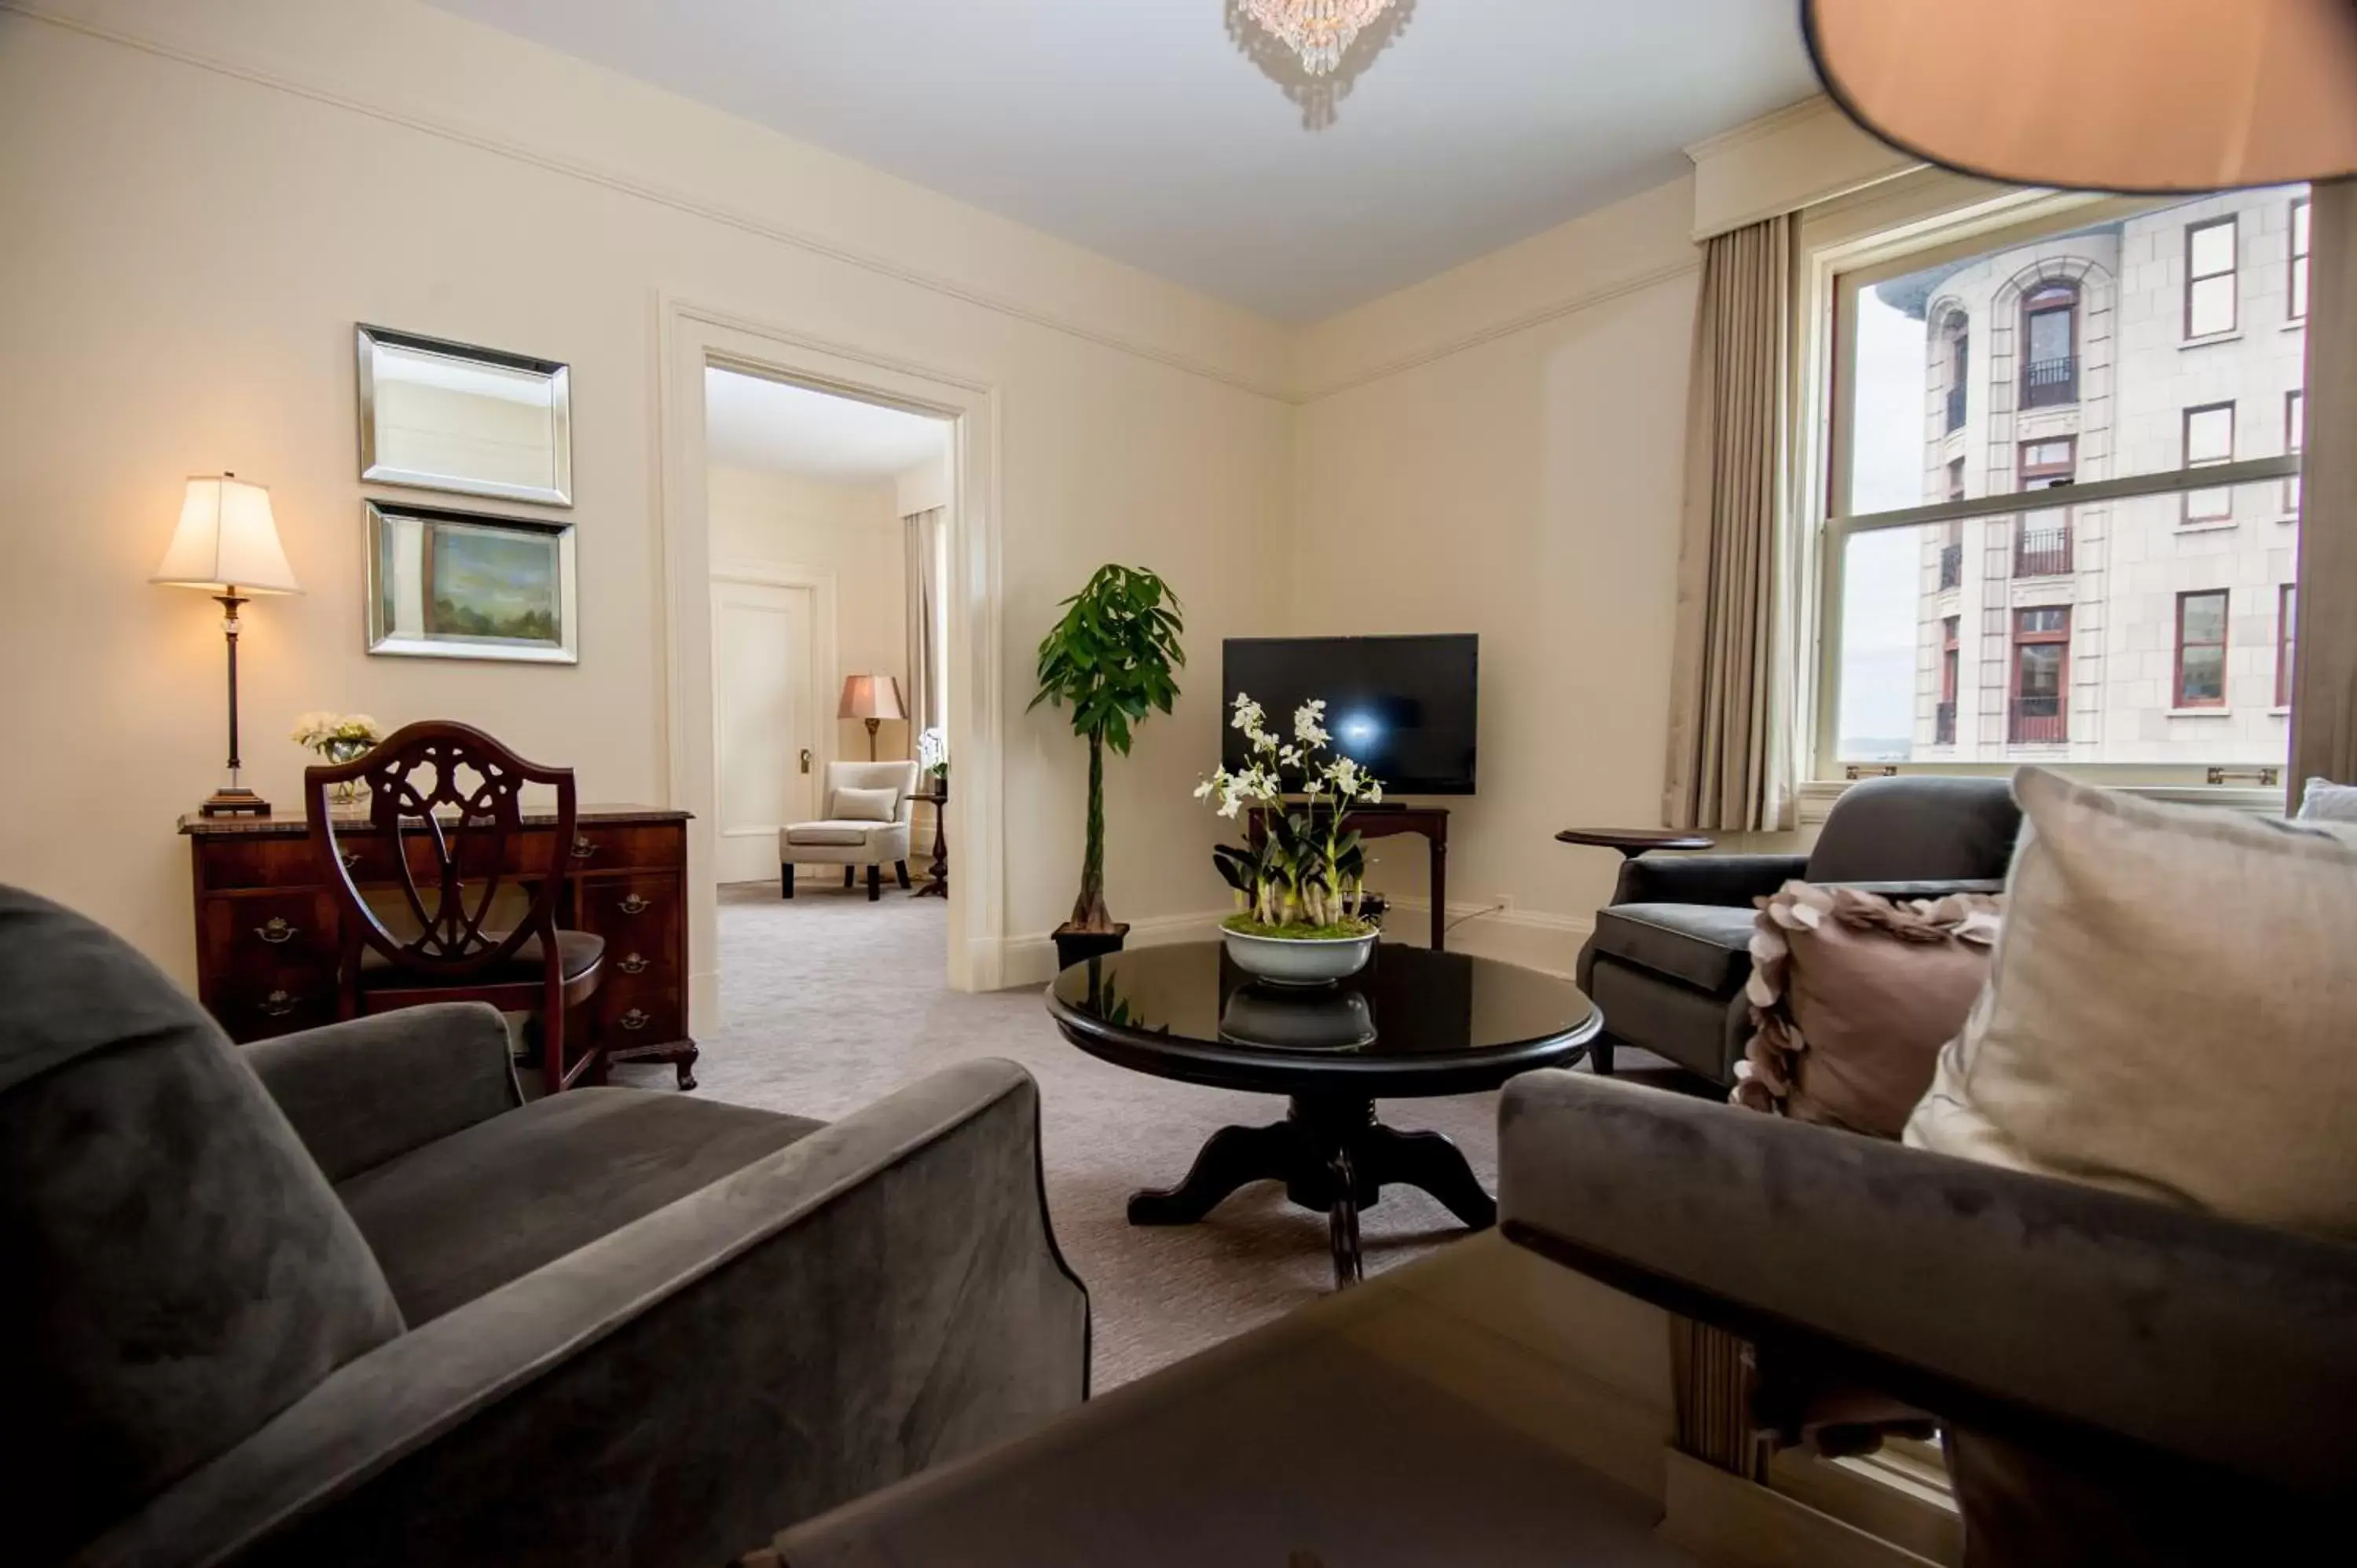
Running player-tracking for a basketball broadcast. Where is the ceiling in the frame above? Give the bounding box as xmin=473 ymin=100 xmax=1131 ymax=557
xmin=426 ymin=1 xmax=1820 ymax=321
xmin=705 ymin=368 xmax=948 ymax=481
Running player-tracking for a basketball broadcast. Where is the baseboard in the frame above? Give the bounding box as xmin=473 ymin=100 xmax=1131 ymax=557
xmin=1659 ymin=1449 xmax=1942 ymax=1568
xmin=995 ymin=908 xmax=1233 ymax=989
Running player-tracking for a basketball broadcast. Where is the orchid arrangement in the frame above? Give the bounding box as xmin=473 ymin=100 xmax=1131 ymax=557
xmin=291 ymin=712 xmax=383 ymax=760
xmin=918 ymin=725 xmax=949 ymax=780
xmin=1197 ymin=693 xmax=1385 ymax=936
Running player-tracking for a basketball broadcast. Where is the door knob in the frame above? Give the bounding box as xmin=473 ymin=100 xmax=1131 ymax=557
xmin=800 ymin=748 xmax=813 ymax=775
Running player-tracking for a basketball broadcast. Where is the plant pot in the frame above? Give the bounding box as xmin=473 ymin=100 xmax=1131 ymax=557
xmin=1219 ymin=983 xmax=1376 ymax=1051
xmin=1052 ymin=922 xmax=1130 ymax=973
xmin=1219 ymin=925 xmax=1376 ymax=987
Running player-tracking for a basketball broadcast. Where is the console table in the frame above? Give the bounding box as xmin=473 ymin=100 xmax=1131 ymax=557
xmin=180 ymin=804 xmax=698 ymax=1089
xmin=1248 ymin=804 xmax=1450 ymax=951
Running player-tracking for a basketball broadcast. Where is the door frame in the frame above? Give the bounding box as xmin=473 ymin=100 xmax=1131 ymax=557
xmin=657 ymin=295 xmax=1006 ymax=1014
xmin=709 ymin=564 xmax=836 ymax=886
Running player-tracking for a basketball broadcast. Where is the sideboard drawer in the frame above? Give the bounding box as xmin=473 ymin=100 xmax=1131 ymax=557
xmin=575 ymin=873 xmax=683 ymax=947
xmin=216 ymin=984 xmax=336 ymax=1041
xmin=557 ymin=822 xmax=688 ymax=875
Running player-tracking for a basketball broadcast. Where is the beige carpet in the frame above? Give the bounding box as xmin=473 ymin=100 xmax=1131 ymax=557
xmin=613 ymin=881 xmax=1688 ymax=1390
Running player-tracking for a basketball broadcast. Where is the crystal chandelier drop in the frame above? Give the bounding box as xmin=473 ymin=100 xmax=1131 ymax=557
xmin=1242 ymin=0 xmax=1395 ymax=77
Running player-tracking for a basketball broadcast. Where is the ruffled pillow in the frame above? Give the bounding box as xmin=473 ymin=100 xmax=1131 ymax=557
xmin=1733 ymin=882 xmax=2001 ymax=1139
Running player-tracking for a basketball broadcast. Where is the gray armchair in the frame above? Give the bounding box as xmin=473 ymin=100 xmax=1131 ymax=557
xmin=0 ymin=885 xmax=1086 ymax=1568
xmin=1576 ymin=775 xmax=2021 ymax=1083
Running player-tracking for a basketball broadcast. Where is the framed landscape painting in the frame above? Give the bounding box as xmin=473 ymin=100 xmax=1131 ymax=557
xmin=365 ymin=500 xmax=578 ymax=664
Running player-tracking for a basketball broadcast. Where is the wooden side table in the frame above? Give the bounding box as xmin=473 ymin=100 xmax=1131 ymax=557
xmin=1248 ymin=804 xmax=1450 ymax=951
xmin=1552 ymin=827 xmax=1715 ymax=861
xmin=914 ymin=783 xmax=948 ymax=899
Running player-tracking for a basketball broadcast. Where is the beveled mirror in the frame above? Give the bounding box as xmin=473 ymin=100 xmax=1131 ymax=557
xmin=356 ymin=325 xmax=573 ymax=506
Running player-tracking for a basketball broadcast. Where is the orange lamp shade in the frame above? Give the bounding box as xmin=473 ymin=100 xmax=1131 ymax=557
xmin=1805 ymin=0 xmax=2357 ymax=192
xmin=838 ymin=673 xmax=907 ymax=723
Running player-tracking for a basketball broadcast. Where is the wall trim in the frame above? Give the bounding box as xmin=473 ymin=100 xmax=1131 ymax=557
xmin=1682 ymin=94 xmax=1849 ymax=163
xmin=2 ymin=1 xmax=1292 ymax=404
xmin=999 ymin=908 xmax=1233 ymax=990
xmin=1296 ymin=260 xmax=1700 ymax=402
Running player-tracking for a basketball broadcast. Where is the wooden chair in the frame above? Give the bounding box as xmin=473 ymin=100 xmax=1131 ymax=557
xmin=305 ymin=720 xmax=606 ymax=1096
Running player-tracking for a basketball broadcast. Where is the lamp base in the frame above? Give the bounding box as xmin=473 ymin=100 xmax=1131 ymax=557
xmin=199 ymin=786 xmax=272 ymax=819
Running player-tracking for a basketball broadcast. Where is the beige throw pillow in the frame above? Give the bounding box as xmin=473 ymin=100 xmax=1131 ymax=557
xmin=1904 ymin=767 xmax=2357 ymax=1241
xmin=831 ymin=785 xmax=899 ymax=824
xmin=1735 ymin=883 xmax=2001 ymax=1140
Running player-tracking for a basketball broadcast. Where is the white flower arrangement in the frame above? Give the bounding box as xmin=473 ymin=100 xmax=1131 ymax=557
xmin=918 ymin=724 xmax=950 ymax=778
xmin=291 ymin=712 xmax=383 ymax=753
xmin=1194 ymin=692 xmax=1384 ymax=935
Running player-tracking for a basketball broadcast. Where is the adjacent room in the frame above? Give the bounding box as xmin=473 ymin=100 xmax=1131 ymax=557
xmin=3 ymin=2 xmax=2351 ymax=1565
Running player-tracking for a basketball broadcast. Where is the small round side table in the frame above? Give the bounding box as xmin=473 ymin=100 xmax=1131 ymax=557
xmin=1552 ymin=826 xmax=1716 ymax=860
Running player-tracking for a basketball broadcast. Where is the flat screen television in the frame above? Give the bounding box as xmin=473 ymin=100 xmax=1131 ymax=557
xmin=1221 ymin=635 xmax=1479 ymax=796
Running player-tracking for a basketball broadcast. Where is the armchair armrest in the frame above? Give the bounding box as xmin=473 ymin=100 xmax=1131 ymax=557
xmin=1609 ymin=852 xmax=1805 ymax=908
xmin=82 ymin=1058 xmax=1087 ymax=1568
xmin=241 ymin=1004 xmax=520 ymax=1183
xmin=1497 ymin=1071 xmax=2357 ymax=1494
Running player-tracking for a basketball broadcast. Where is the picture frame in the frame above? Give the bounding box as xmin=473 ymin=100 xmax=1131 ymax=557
xmin=365 ymin=500 xmax=579 ymax=665
xmin=356 ymin=324 xmax=574 ymax=507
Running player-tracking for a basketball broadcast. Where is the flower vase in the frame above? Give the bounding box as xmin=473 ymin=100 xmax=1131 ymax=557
xmin=317 ymin=738 xmax=373 ymax=808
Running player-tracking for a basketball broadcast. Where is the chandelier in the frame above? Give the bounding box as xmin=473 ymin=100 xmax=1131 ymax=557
xmin=1241 ymin=0 xmax=1396 ymax=77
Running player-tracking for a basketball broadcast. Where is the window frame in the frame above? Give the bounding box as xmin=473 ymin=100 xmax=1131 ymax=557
xmin=2184 ymin=214 xmax=2239 ymax=339
xmin=2173 ymin=589 xmax=2231 ymax=710
xmin=2289 ymin=196 xmax=2311 ymax=323
xmin=2182 ymin=401 xmax=2237 ymax=523
xmin=2019 ymin=280 xmax=2080 ymax=406
xmin=1936 ymin=615 xmax=1960 ymax=746
xmin=2009 ymin=606 xmax=2071 ymax=745
xmin=2285 ymin=389 xmax=2304 ymax=515
xmin=2277 ymin=583 xmax=2297 ymax=710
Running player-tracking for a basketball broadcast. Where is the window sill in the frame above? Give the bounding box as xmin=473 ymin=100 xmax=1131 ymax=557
xmin=2176 ymin=518 xmax=2238 ymax=534
xmin=2282 ymin=317 xmax=2307 ymax=333
xmin=2270 ymin=705 xmax=2293 ymax=717
xmin=2179 ymin=329 xmax=2243 ymax=350
xmin=2168 ymin=706 xmax=2231 ymax=718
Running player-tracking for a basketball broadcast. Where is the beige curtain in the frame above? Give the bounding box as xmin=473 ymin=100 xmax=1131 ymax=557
xmin=903 ymin=507 xmax=944 ymax=738
xmin=2293 ymin=178 xmax=2357 ymax=791
xmin=1662 ymin=214 xmax=1791 ymax=833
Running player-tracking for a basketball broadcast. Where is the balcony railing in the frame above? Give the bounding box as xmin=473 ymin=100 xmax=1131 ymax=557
xmin=2022 ymin=355 xmax=2079 ymax=408
xmin=2009 ymin=694 xmax=2067 ymax=744
xmin=1937 ymin=542 xmax=1963 ymax=590
xmin=1945 ymin=383 xmax=1967 ymax=432
xmin=1934 ymin=700 xmax=1957 ymax=746
xmin=2014 ymin=524 xmax=2073 ymax=577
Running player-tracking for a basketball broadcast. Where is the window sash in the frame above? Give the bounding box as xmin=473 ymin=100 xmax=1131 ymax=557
xmin=2175 ymin=590 xmax=2230 ymax=708
xmin=2183 ymin=402 xmax=2236 ymax=522
xmin=2278 ymin=584 xmax=2297 ymax=708
xmin=2185 ymin=215 xmax=2238 ymax=337
xmin=2289 ymin=197 xmax=2311 ymax=322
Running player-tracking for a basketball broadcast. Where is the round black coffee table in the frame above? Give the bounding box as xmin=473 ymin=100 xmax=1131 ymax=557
xmin=1047 ymin=943 xmax=1599 ymax=1288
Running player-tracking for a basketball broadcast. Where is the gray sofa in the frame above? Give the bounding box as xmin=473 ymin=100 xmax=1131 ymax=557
xmin=1577 ymin=775 xmax=2021 ymax=1083
xmin=0 ymin=885 xmax=1087 ymax=1568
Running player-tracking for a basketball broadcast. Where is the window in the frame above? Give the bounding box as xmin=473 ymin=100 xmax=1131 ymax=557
xmin=2015 ymin=438 xmax=2076 ymax=575
xmin=2286 ymin=389 xmax=2305 ymax=515
xmin=1937 ymin=616 xmax=1959 ymax=745
xmin=2021 ymin=282 xmax=2079 ymax=405
xmin=2278 ymin=584 xmax=2297 ymax=709
xmin=2185 ymin=215 xmax=2238 ymax=337
xmin=1944 ymin=317 xmax=1970 ymax=432
xmin=2010 ymin=606 xmax=2069 ymax=744
xmin=2183 ymin=402 xmax=2235 ymax=522
xmin=2289 ymin=197 xmax=2311 ymax=322
xmin=1826 ymin=185 xmax=2306 ymax=774
xmin=2175 ymin=591 xmax=2229 ymax=709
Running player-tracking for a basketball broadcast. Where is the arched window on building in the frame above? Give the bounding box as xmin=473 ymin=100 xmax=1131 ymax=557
xmin=2021 ymin=281 xmax=2079 ymax=408
xmin=1942 ymin=312 xmax=1970 ymax=432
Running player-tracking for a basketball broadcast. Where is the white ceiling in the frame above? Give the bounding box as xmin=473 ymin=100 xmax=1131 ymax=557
xmin=426 ymin=0 xmax=1820 ymax=321
xmin=705 ymin=368 xmax=948 ymax=481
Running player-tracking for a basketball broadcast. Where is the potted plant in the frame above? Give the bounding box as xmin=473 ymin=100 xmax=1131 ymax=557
xmin=1197 ymin=694 xmax=1386 ymax=984
xmin=1030 ymin=565 xmax=1186 ymax=970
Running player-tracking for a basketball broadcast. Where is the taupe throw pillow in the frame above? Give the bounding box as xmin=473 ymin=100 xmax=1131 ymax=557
xmin=832 ymin=785 xmax=899 ymax=823
xmin=1734 ymin=883 xmax=2001 ymax=1139
xmin=1905 ymin=767 xmax=2357 ymax=1241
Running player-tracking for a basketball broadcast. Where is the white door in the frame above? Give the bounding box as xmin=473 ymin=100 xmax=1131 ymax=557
xmin=712 ymin=578 xmax=818 ymax=885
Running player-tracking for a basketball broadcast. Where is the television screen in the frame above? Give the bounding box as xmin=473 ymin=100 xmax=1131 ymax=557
xmin=1220 ymin=635 xmax=1479 ymax=796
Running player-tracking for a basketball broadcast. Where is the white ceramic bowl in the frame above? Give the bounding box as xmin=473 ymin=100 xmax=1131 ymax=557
xmin=1219 ymin=925 xmax=1376 ymax=986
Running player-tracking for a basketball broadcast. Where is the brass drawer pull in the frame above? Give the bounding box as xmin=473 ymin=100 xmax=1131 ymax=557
xmin=618 ymin=893 xmax=651 ymax=916
xmin=618 ymin=1007 xmax=651 ymax=1032
xmin=258 ymin=990 xmax=299 ymax=1017
xmin=570 ymin=835 xmax=598 ymax=860
xmin=339 ymin=850 xmax=363 ymax=872
xmin=254 ymin=917 xmax=298 ymax=944
xmin=616 ymin=952 xmax=649 ymax=974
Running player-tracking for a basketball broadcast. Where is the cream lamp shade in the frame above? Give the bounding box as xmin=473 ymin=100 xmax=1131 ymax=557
xmin=838 ymin=673 xmax=907 ymax=722
xmin=149 ymin=474 xmax=302 ymax=594
xmin=1805 ymin=0 xmax=2357 ymax=192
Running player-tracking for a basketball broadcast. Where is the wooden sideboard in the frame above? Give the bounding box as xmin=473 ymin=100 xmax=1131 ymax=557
xmin=181 ymin=805 xmax=698 ymax=1089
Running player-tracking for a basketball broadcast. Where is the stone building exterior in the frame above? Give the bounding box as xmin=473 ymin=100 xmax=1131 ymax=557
xmin=1905 ymin=189 xmax=2308 ymax=767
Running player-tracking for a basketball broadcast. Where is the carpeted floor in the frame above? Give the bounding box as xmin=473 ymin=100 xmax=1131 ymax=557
xmin=614 ymin=881 xmax=1694 ymax=1390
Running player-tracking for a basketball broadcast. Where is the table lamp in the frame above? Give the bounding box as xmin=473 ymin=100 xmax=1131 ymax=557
xmin=838 ymin=672 xmax=906 ymax=760
xmin=152 ymin=474 xmax=302 ymax=817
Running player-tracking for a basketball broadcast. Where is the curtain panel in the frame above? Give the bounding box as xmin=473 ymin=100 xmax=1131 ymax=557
xmin=1662 ymin=214 xmax=1793 ymax=833
xmin=903 ymin=507 xmax=945 ymax=738
xmin=2293 ymin=178 xmax=2356 ymax=793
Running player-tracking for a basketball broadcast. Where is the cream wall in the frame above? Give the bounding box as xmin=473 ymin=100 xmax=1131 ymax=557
xmin=708 ymin=467 xmax=910 ymax=762
xmin=0 ymin=0 xmax=1292 ymax=989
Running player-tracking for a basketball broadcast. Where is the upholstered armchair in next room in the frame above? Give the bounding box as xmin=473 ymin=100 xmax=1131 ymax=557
xmin=1575 ymin=776 xmax=2022 ymax=1085
xmin=781 ymin=760 xmax=922 ymax=901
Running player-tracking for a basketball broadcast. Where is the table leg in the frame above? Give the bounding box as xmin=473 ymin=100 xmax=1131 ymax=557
xmin=1326 ymin=1145 xmax=1363 ymax=1289
xmin=1430 ymin=836 xmax=1447 ymax=951
xmin=1127 ymin=1121 xmax=1299 ymax=1225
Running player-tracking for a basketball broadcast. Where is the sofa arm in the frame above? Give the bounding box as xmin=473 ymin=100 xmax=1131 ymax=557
xmin=241 ymin=1004 xmax=520 ymax=1183
xmin=1611 ymin=853 xmax=1805 ymax=908
xmin=1497 ymin=1071 xmax=2357 ymax=1494
xmin=84 ymin=1059 xmax=1087 ymax=1568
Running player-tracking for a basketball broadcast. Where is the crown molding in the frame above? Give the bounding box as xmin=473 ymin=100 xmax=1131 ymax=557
xmin=1682 ymin=93 xmax=1843 ymax=163
xmin=1 ymin=1 xmax=1296 ymax=404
